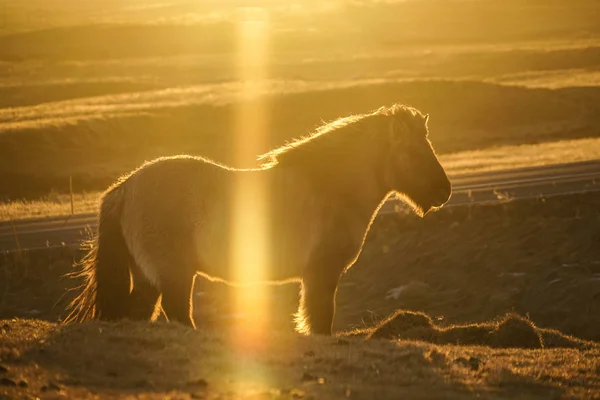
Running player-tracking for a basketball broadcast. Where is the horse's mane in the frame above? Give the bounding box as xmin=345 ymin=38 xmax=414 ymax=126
xmin=258 ymin=104 xmax=424 ymax=167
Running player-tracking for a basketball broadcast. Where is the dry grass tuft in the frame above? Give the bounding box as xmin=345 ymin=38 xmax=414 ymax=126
xmin=0 ymin=192 xmax=99 ymax=221
xmin=354 ymin=311 xmax=593 ymax=350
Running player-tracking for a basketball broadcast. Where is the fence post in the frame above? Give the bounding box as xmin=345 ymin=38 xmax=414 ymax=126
xmin=9 ymin=218 xmax=22 ymax=262
xmin=70 ymin=176 xmax=74 ymax=215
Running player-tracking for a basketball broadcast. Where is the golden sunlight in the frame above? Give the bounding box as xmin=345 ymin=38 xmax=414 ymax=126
xmin=230 ymin=7 xmax=271 ymax=348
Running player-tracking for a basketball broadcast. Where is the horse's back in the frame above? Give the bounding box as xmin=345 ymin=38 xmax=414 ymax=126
xmin=116 ymin=156 xmax=228 ymax=282
xmin=122 ymin=155 xmax=228 ymax=228
xmin=113 ymin=155 xmax=326 ymax=283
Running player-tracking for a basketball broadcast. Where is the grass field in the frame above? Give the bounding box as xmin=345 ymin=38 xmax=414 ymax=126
xmin=2 ymin=191 xmax=600 ymax=398
xmin=0 ymin=0 xmax=599 ymax=201
xmin=3 ymin=135 xmax=600 ymax=221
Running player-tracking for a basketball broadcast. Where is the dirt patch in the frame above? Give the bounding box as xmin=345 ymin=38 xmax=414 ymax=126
xmin=1 ymin=319 xmax=599 ymax=399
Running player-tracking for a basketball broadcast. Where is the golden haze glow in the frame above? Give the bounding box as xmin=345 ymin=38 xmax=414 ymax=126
xmin=230 ymin=7 xmax=271 ymax=350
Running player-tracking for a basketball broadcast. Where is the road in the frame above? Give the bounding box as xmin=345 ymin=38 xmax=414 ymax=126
xmin=1 ymin=160 xmax=600 ymax=252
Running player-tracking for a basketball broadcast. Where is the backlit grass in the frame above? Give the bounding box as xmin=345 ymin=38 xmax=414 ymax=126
xmin=3 ymin=136 xmax=599 ymax=221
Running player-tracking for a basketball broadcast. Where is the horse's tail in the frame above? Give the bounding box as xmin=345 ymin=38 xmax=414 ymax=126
xmin=64 ymin=183 xmax=132 ymax=323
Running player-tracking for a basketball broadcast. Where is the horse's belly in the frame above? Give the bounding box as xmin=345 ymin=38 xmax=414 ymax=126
xmin=193 ymin=220 xmax=309 ymax=283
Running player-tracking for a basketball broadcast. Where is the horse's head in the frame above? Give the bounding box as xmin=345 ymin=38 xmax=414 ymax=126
xmin=380 ymin=106 xmax=451 ymax=216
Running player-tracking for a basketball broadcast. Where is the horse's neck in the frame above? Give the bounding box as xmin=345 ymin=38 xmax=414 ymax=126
xmin=277 ymin=156 xmax=389 ymax=224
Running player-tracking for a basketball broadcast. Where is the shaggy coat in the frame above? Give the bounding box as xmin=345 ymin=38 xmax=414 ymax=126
xmin=66 ymin=104 xmax=452 ymax=335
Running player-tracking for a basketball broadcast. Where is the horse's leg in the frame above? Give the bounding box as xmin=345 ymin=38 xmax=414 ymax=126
xmin=127 ymin=263 xmax=161 ymax=321
xmin=159 ymin=272 xmax=197 ymax=328
xmin=298 ymin=259 xmax=343 ymax=335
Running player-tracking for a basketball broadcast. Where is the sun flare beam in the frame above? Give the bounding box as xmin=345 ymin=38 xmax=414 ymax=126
xmin=230 ymin=7 xmax=271 ymax=351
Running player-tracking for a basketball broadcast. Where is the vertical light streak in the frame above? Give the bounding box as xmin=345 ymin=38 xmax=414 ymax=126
xmin=230 ymin=7 xmax=270 ymax=350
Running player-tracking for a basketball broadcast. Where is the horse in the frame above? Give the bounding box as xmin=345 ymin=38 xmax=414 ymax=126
xmin=64 ymin=104 xmax=451 ymax=335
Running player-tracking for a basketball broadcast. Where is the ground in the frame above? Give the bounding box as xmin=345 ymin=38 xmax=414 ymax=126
xmin=1 ymin=319 xmax=599 ymax=400
xmin=2 ymin=192 xmax=600 ymax=399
